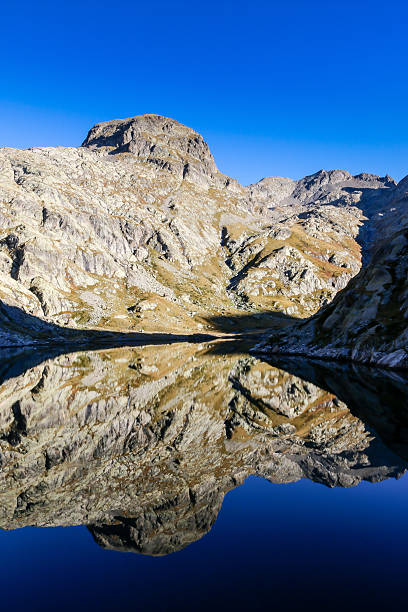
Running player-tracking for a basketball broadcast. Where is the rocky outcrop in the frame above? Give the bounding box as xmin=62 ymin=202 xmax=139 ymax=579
xmin=82 ymin=114 xmax=225 ymax=188
xmin=0 ymin=114 xmax=402 ymax=345
xmin=0 ymin=343 xmax=406 ymax=554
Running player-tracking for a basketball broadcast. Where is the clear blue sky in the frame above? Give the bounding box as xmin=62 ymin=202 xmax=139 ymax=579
xmin=1 ymin=0 xmax=408 ymax=185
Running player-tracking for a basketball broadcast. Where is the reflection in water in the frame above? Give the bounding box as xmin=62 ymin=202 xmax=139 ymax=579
xmin=0 ymin=341 xmax=407 ymax=556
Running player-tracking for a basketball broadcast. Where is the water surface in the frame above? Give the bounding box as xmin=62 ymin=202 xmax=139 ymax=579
xmin=0 ymin=341 xmax=407 ymax=611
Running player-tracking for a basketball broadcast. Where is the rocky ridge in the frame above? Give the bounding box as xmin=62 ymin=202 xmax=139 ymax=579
xmin=0 ymin=114 xmax=402 ymax=346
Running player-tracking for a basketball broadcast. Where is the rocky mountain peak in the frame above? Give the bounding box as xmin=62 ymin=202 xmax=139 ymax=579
xmin=246 ymin=176 xmax=296 ymax=204
xmin=81 ymin=114 xmax=219 ymax=184
xmin=354 ymin=172 xmax=396 ymax=187
xmin=296 ymin=168 xmax=351 ymax=188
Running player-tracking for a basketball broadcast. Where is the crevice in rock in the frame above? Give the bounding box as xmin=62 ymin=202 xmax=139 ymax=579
xmin=0 ymin=234 xmax=25 ymax=280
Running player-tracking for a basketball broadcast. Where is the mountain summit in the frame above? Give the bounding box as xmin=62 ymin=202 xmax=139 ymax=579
xmin=82 ymin=114 xmax=222 ymax=186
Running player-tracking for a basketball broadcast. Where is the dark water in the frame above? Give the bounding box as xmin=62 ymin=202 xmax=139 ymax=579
xmin=0 ymin=341 xmax=407 ymax=611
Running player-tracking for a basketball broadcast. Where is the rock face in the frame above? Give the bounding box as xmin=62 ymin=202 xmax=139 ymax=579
xmin=0 ymin=344 xmax=406 ymax=555
xmin=82 ymin=114 xmax=222 ymax=187
xmin=254 ymin=183 xmax=408 ymax=369
xmin=0 ymin=114 xmax=403 ymax=347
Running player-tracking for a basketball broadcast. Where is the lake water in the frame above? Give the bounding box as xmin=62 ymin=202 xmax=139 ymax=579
xmin=0 ymin=340 xmax=407 ymax=611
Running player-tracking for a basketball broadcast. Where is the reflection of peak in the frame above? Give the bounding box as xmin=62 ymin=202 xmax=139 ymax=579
xmin=89 ymin=483 xmax=230 ymax=556
xmin=0 ymin=345 xmax=406 ymax=556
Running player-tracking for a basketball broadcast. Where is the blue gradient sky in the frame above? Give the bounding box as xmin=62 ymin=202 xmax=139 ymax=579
xmin=1 ymin=0 xmax=408 ymax=184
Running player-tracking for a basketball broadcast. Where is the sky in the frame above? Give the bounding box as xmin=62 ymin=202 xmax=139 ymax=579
xmin=1 ymin=0 xmax=408 ymax=185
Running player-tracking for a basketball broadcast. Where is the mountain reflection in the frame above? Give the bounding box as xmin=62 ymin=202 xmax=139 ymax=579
xmin=0 ymin=342 xmax=407 ymax=556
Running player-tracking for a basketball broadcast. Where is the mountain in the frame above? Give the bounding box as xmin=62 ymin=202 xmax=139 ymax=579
xmin=252 ymin=175 xmax=408 ymax=368
xmin=0 ymin=114 xmax=401 ymax=347
xmin=253 ymin=221 xmax=408 ymax=369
